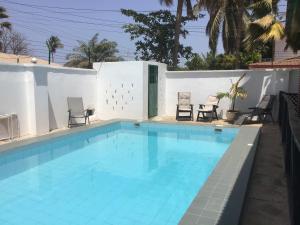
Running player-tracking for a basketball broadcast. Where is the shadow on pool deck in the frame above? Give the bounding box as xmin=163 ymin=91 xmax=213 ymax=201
xmin=240 ymin=124 xmax=290 ymax=225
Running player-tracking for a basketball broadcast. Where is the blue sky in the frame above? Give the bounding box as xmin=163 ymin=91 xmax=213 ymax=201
xmin=0 ymin=0 xmax=287 ymax=65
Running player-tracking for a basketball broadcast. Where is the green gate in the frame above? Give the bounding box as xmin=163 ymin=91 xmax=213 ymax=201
xmin=148 ymin=65 xmax=158 ymax=118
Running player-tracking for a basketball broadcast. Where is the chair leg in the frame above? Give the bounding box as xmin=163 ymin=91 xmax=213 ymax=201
xmin=176 ymin=109 xmax=178 ymax=121
xmin=268 ymin=112 xmax=274 ymax=123
xmin=215 ymin=110 xmax=218 ymax=120
xmin=258 ymin=112 xmax=263 ymax=123
xmin=197 ymin=111 xmax=200 ymax=121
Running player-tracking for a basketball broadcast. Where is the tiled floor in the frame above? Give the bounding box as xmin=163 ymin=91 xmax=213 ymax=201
xmin=240 ymin=124 xmax=290 ymax=225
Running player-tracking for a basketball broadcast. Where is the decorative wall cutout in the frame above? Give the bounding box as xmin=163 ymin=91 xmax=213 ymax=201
xmin=104 ymin=81 xmax=136 ymax=115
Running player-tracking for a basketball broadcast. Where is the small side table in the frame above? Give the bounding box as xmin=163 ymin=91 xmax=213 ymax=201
xmin=86 ymin=109 xmax=95 ymax=125
xmin=0 ymin=113 xmax=19 ymax=141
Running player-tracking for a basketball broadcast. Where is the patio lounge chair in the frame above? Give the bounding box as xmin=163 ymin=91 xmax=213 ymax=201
xmin=67 ymin=97 xmax=90 ymax=127
xmin=176 ymin=92 xmax=193 ymax=121
xmin=234 ymin=94 xmax=276 ymax=125
xmin=197 ymin=96 xmax=219 ymax=121
xmin=249 ymin=94 xmax=276 ymax=122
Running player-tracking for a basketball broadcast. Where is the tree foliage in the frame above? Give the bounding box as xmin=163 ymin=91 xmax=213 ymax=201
xmin=244 ymin=0 xmax=284 ymax=53
xmin=46 ymin=36 xmax=63 ymax=64
xmin=159 ymin=0 xmax=197 ymax=67
xmin=194 ymin=0 xmax=251 ymax=55
xmin=0 ymin=6 xmax=11 ymax=52
xmin=0 ymin=29 xmax=30 ymax=55
xmin=121 ymin=9 xmax=193 ymax=67
xmin=285 ymin=0 xmax=300 ymax=52
xmin=65 ymin=33 xmax=123 ymax=69
xmin=185 ymin=51 xmax=261 ymax=70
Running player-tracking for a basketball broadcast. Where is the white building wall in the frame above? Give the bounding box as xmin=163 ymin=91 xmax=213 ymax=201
xmin=94 ymin=61 xmax=145 ymax=121
xmin=164 ymin=70 xmax=290 ymax=119
xmin=0 ymin=63 xmax=98 ymax=137
xmin=47 ymin=68 xmax=97 ymax=130
xmin=288 ymin=70 xmax=300 ymax=93
xmin=0 ymin=64 xmax=38 ymax=137
xmin=94 ymin=61 xmax=167 ymax=121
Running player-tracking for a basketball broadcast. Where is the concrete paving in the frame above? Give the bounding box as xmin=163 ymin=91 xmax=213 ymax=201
xmin=240 ymin=124 xmax=290 ymax=225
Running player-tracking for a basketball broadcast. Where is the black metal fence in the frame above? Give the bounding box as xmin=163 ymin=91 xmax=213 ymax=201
xmin=279 ymin=91 xmax=300 ymax=225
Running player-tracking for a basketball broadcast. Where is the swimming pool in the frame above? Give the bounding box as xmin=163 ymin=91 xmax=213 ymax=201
xmin=0 ymin=122 xmax=238 ymax=225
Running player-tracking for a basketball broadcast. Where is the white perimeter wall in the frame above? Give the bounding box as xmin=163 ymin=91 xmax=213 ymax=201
xmin=0 ymin=63 xmax=97 ymax=136
xmin=164 ymin=70 xmax=290 ymax=119
xmin=48 ymin=69 xmax=97 ymax=130
xmin=288 ymin=70 xmax=300 ymax=93
xmin=0 ymin=61 xmax=296 ymax=138
xmin=0 ymin=64 xmax=34 ymax=136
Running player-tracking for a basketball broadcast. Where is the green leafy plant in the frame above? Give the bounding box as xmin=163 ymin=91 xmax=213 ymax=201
xmin=185 ymin=52 xmax=261 ymax=70
xmin=65 ymin=33 xmax=123 ymax=69
xmin=217 ymin=73 xmax=247 ymax=111
xmin=121 ymin=9 xmax=193 ymax=66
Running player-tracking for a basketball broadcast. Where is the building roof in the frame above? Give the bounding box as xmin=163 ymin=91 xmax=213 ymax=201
xmin=249 ymin=56 xmax=300 ymax=69
xmin=0 ymin=53 xmax=61 ymax=67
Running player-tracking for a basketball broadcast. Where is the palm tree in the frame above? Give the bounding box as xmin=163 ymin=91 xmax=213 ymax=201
xmin=65 ymin=33 xmax=122 ymax=69
xmin=0 ymin=6 xmax=11 ymax=52
xmin=46 ymin=36 xmax=63 ymax=64
xmin=244 ymin=0 xmax=284 ymax=62
xmin=194 ymin=0 xmax=249 ymax=55
xmin=159 ymin=0 xmax=195 ymax=68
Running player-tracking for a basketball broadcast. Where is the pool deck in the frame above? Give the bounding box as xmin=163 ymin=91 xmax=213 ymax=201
xmin=240 ymin=124 xmax=290 ymax=225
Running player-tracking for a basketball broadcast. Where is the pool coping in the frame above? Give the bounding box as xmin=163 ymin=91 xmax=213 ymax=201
xmin=179 ymin=125 xmax=261 ymax=225
xmin=0 ymin=119 xmax=124 ymax=153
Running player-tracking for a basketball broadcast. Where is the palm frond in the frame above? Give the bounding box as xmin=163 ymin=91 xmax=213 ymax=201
xmin=252 ymin=14 xmax=274 ymax=29
xmin=257 ymin=21 xmax=284 ymax=42
xmin=249 ymin=0 xmax=272 ymax=12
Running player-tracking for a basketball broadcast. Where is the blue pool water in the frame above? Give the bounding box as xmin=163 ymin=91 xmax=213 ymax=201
xmin=0 ymin=122 xmax=238 ymax=225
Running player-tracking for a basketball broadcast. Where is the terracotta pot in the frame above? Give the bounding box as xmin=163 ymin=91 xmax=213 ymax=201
xmin=226 ymin=110 xmax=239 ymax=122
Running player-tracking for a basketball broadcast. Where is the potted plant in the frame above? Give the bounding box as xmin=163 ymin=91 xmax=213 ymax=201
xmin=217 ymin=73 xmax=247 ymax=122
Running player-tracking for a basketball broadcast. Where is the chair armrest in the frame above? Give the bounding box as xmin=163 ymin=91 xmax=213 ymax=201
xmin=199 ymin=104 xmax=205 ymax=109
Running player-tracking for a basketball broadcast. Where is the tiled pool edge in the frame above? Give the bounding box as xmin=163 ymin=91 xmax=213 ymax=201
xmin=179 ymin=126 xmax=261 ymax=225
xmin=0 ymin=119 xmax=125 ymax=153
